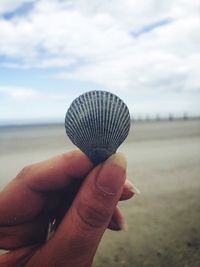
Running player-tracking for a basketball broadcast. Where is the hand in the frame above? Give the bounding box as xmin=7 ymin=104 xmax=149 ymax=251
xmin=0 ymin=151 xmax=134 ymax=267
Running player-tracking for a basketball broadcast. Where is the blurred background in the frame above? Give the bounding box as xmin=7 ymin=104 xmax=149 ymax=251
xmin=0 ymin=0 xmax=200 ymax=266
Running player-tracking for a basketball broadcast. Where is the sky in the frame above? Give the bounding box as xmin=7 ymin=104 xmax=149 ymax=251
xmin=0 ymin=0 xmax=200 ymax=124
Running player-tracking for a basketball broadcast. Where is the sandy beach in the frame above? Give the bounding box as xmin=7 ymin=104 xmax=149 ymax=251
xmin=0 ymin=119 xmax=200 ymax=266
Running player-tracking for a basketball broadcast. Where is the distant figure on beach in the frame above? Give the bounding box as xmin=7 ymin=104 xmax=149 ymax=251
xmin=0 ymin=151 xmax=134 ymax=267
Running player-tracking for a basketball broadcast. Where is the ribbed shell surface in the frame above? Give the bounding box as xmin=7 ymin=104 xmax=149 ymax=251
xmin=65 ymin=90 xmax=131 ymax=165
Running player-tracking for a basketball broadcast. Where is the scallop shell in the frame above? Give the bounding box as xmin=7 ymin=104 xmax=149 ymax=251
xmin=65 ymin=90 xmax=131 ymax=165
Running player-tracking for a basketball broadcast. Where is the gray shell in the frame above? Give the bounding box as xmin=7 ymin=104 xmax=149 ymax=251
xmin=65 ymin=90 xmax=131 ymax=165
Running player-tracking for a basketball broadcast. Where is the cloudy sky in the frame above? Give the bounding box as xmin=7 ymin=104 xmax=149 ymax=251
xmin=0 ymin=0 xmax=200 ymax=123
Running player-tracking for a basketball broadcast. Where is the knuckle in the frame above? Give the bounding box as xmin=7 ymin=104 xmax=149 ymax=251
xmin=77 ymin=201 xmax=111 ymax=229
xmin=60 ymin=152 xmax=70 ymax=162
xmin=16 ymin=165 xmax=33 ymax=179
xmin=61 ymin=150 xmax=81 ymax=161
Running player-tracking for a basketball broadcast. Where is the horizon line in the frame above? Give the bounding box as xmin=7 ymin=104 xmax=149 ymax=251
xmin=0 ymin=115 xmax=200 ymax=127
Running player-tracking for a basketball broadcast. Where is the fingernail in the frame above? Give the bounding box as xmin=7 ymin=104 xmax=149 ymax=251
xmin=96 ymin=153 xmax=127 ymax=194
xmin=126 ymin=180 xmax=141 ymax=194
xmin=110 ymin=208 xmax=129 ymax=231
xmin=106 ymin=153 xmax=127 ymax=169
xmin=117 ymin=217 xmax=128 ymax=231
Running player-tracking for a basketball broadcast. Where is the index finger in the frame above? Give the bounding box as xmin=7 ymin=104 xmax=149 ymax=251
xmin=0 ymin=151 xmax=93 ymax=226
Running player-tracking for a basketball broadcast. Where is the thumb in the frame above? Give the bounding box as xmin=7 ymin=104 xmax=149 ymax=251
xmin=31 ymin=153 xmax=126 ymax=267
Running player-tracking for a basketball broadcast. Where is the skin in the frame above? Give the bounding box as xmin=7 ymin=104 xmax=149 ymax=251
xmin=0 ymin=151 xmax=134 ymax=267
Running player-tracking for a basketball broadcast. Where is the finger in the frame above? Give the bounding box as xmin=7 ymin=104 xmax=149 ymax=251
xmin=109 ymin=179 xmax=137 ymax=231
xmin=120 ymin=179 xmax=135 ymax=201
xmin=50 ymin=177 xmax=136 ymax=230
xmin=0 ymin=245 xmax=39 ymax=267
xmin=0 ymin=181 xmax=86 ymax=250
xmin=30 ymin=153 xmax=126 ymax=267
xmin=108 ymin=206 xmax=128 ymax=231
xmin=0 ymin=151 xmax=93 ymax=226
xmin=0 ymin=214 xmax=48 ymax=250
xmin=50 ymin=177 xmax=135 ymax=229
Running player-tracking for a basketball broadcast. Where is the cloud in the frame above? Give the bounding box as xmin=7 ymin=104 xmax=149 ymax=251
xmin=0 ymin=85 xmax=72 ymax=101
xmin=0 ymin=57 xmax=76 ymax=69
xmin=0 ymin=85 xmax=39 ymax=100
xmin=131 ymin=18 xmax=174 ymax=37
xmin=0 ymin=0 xmax=33 ymax=15
xmin=0 ymin=84 xmax=74 ymax=121
xmin=0 ymin=0 xmax=199 ymax=99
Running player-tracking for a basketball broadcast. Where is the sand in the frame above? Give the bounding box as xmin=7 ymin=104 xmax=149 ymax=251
xmin=0 ymin=119 xmax=200 ymax=266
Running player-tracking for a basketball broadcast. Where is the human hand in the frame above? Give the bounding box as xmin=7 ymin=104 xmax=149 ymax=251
xmin=0 ymin=151 xmax=134 ymax=267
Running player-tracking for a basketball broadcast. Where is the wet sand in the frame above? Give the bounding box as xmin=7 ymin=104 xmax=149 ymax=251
xmin=0 ymin=120 xmax=200 ymax=266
